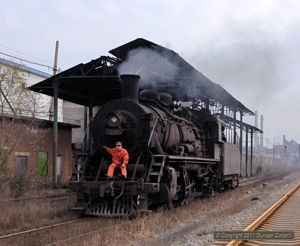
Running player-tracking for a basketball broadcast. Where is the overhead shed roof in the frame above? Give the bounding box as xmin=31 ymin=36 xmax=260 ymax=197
xmin=29 ymin=38 xmax=253 ymax=114
xmin=29 ymin=56 xmax=121 ymax=106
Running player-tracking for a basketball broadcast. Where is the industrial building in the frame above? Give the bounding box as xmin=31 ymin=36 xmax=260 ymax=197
xmin=0 ymin=58 xmax=76 ymax=189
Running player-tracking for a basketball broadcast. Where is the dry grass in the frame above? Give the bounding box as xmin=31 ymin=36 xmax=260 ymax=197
xmin=2 ymin=164 xmax=299 ymax=245
xmin=0 ymin=176 xmax=77 ymax=237
xmin=71 ymin=190 xmax=251 ymax=246
xmin=0 ymin=177 xmax=253 ymax=245
xmin=0 ymin=199 xmax=76 ymax=235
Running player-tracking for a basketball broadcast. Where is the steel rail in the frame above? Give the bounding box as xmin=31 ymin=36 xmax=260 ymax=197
xmin=44 ymin=218 xmax=135 ymax=246
xmin=0 ymin=219 xmax=83 ymax=241
xmin=227 ymin=182 xmax=300 ymax=246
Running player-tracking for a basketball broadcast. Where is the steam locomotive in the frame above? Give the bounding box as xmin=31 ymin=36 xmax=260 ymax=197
xmin=69 ymin=74 xmax=240 ymax=218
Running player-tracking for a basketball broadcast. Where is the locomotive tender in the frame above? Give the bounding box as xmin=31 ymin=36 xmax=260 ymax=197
xmin=69 ymin=74 xmax=240 ymax=217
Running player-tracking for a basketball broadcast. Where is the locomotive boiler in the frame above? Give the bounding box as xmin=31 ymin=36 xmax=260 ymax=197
xmin=69 ymin=74 xmax=240 ymax=218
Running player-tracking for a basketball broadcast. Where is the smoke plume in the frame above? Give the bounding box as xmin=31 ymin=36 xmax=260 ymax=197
xmin=117 ymin=48 xmax=180 ymax=87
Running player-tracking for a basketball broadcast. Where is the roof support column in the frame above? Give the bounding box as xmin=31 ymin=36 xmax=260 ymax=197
xmin=52 ymin=78 xmax=59 ymax=189
xmin=89 ymin=101 xmax=93 ymax=154
xmin=84 ymin=106 xmax=87 ymax=152
xmin=245 ymin=126 xmax=249 ymax=178
xmin=250 ymin=129 xmax=254 ymax=177
xmin=239 ymin=113 xmax=243 ymax=178
xmin=233 ymin=109 xmax=237 ymax=145
xmin=83 ymin=101 xmax=94 ymax=154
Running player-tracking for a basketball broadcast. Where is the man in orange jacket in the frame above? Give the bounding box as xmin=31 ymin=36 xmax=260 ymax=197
xmin=102 ymin=141 xmax=129 ymax=178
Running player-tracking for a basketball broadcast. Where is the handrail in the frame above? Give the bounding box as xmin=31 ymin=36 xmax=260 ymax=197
xmin=147 ymin=117 xmax=158 ymax=147
xmin=96 ymin=156 xmax=105 ymax=181
xmin=131 ymin=156 xmax=140 ymax=181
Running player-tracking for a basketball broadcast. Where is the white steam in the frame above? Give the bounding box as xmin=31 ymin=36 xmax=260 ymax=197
xmin=117 ymin=48 xmax=180 ymax=87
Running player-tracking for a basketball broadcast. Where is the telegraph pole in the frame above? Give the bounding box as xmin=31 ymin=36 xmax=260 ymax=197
xmin=52 ymin=41 xmax=59 ymax=189
xmin=49 ymin=41 xmax=59 ymax=121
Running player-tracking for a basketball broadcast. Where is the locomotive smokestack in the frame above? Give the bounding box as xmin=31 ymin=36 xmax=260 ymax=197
xmin=120 ymin=74 xmax=140 ymax=101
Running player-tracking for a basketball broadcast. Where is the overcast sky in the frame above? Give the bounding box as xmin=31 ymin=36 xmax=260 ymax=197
xmin=1 ymin=0 xmax=300 ymax=145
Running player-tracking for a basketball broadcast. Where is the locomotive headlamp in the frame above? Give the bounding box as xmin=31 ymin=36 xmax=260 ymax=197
xmin=106 ymin=112 xmax=123 ymax=127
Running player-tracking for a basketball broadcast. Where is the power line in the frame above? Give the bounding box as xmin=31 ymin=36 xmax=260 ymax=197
xmin=0 ymin=44 xmax=53 ymax=66
xmin=0 ymin=50 xmax=60 ymax=72
xmin=0 ymin=11 xmax=57 ymax=72
xmin=0 ymin=11 xmax=18 ymax=54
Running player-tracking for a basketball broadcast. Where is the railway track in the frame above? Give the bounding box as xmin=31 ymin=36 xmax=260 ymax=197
xmin=0 ymin=190 xmax=76 ymax=205
xmin=0 ymin=219 xmax=85 ymax=246
xmin=0 ymin=216 xmax=130 ymax=246
xmin=1 ymin=171 xmax=298 ymax=245
xmin=213 ymin=182 xmax=300 ymax=246
xmin=239 ymin=171 xmax=291 ymax=188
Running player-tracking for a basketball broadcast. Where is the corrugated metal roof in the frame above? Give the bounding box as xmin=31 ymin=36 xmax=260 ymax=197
xmin=29 ymin=38 xmax=254 ymax=115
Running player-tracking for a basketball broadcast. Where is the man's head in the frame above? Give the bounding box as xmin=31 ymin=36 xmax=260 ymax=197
xmin=115 ymin=141 xmax=122 ymax=149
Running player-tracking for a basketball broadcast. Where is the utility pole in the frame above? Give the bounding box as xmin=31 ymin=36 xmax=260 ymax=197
xmin=49 ymin=41 xmax=59 ymax=121
xmin=51 ymin=41 xmax=59 ymax=189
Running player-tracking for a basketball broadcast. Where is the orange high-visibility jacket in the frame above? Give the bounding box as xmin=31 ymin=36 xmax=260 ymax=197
xmin=104 ymin=147 xmax=129 ymax=165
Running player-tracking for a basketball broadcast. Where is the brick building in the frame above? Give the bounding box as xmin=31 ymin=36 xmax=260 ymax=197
xmin=0 ymin=114 xmax=78 ymax=187
xmin=0 ymin=58 xmax=73 ymax=189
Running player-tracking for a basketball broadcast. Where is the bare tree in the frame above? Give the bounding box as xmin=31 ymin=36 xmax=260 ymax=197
xmin=0 ymin=61 xmax=49 ymax=172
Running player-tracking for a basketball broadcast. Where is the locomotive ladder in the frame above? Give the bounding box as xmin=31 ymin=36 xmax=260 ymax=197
xmin=147 ymin=155 xmax=166 ymax=183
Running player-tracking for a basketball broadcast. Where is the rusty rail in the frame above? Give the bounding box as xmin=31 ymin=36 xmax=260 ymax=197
xmin=227 ymin=183 xmax=300 ymax=246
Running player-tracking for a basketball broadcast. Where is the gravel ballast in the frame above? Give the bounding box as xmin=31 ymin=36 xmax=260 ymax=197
xmin=170 ymin=171 xmax=300 ymax=246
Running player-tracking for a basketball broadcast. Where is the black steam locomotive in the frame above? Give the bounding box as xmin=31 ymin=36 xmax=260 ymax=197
xmin=69 ymin=74 xmax=240 ymax=218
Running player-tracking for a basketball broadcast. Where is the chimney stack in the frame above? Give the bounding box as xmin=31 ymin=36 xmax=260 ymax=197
xmin=120 ymin=74 xmax=140 ymax=101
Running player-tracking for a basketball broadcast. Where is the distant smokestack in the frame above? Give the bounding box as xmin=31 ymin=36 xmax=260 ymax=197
xmin=119 ymin=74 xmax=140 ymax=101
xmin=260 ymin=115 xmax=264 ymax=148
xmin=255 ymin=111 xmax=259 ymax=151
